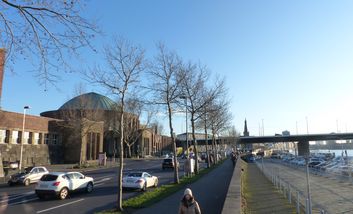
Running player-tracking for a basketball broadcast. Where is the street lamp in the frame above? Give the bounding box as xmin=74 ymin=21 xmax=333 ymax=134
xmin=179 ymin=95 xmax=188 ymax=152
xmin=19 ymin=105 xmax=30 ymax=171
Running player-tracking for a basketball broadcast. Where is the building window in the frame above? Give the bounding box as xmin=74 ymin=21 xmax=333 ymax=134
xmin=0 ymin=130 xmax=5 ymax=143
xmin=12 ymin=131 xmax=19 ymax=144
xmin=44 ymin=134 xmax=50 ymax=144
xmin=24 ymin=131 xmax=30 ymax=144
xmin=34 ymin=133 xmax=40 ymax=144
xmin=52 ymin=134 xmax=58 ymax=145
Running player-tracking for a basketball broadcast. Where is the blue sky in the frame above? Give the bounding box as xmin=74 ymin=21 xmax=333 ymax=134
xmin=3 ymin=0 xmax=353 ymax=136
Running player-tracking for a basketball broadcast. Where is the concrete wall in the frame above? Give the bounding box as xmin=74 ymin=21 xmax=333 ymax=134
xmin=0 ymin=143 xmax=63 ymax=166
xmin=222 ymin=158 xmax=242 ymax=214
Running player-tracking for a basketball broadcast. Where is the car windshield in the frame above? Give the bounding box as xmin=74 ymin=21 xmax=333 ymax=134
xmin=164 ymin=159 xmax=172 ymax=163
xmin=24 ymin=167 xmax=33 ymax=174
xmin=127 ymin=173 xmax=142 ymax=177
xmin=40 ymin=174 xmax=58 ymax=181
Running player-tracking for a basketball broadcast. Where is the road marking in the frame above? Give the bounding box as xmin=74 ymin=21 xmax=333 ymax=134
xmin=94 ymin=175 xmax=114 ymax=180
xmin=36 ymin=198 xmax=85 ymax=213
xmin=3 ymin=197 xmax=38 ymax=207
xmin=95 ymin=177 xmax=111 ymax=184
xmin=94 ymin=183 xmax=105 ymax=187
xmin=0 ymin=191 xmax=34 ymax=203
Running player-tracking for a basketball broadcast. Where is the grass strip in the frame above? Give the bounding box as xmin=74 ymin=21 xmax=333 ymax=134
xmin=123 ymin=159 xmax=226 ymax=208
xmin=97 ymin=159 xmax=227 ymax=213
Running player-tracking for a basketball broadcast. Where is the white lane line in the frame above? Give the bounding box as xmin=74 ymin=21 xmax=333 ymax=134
xmin=0 ymin=191 xmax=34 ymax=203
xmin=95 ymin=177 xmax=111 ymax=184
xmin=36 ymin=198 xmax=85 ymax=214
xmin=94 ymin=175 xmax=114 ymax=180
xmin=3 ymin=197 xmax=38 ymax=207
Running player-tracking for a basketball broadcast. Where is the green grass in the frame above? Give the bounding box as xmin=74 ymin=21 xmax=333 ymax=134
xmin=123 ymin=159 xmax=226 ymax=208
xmin=97 ymin=159 xmax=226 ymax=213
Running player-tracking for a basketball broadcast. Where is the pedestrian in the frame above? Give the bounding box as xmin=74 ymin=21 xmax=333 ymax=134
xmin=184 ymin=157 xmax=191 ymax=177
xmin=231 ymin=152 xmax=236 ymax=167
xmin=178 ymin=188 xmax=201 ymax=214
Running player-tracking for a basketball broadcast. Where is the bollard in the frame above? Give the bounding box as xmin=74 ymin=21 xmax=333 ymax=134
xmin=297 ymin=191 xmax=300 ymax=214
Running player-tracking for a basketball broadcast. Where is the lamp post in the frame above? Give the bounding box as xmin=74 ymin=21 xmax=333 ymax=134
xmin=19 ymin=106 xmax=30 ymax=171
xmin=180 ymin=95 xmax=188 ymax=152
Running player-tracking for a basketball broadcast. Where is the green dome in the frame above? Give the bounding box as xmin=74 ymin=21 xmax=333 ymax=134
xmin=59 ymin=92 xmax=116 ymax=110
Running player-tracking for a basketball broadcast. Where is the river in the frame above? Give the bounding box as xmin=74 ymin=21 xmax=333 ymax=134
xmin=310 ymin=149 xmax=353 ymax=157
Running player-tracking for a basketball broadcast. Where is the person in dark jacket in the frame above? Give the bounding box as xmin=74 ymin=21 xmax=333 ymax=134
xmin=178 ymin=188 xmax=201 ymax=214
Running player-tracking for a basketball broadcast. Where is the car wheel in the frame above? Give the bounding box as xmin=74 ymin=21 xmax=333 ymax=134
xmin=37 ymin=194 xmax=45 ymax=200
xmin=154 ymin=179 xmax=158 ymax=187
xmin=86 ymin=182 xmax=93 ymax=193
xmin=8 ymin=181 xmax=13 ymax=186
xmin=142 ymin=183 xmax=147 ymax=192
xmin=24 ymin=179 xmax=30 ymax=186
xmin=58 ymin=187 xmax=69 ymax=200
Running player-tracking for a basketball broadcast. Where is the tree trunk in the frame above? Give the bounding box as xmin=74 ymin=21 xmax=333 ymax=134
xmin=168 ymin=103 xmax=179 ymax=184
xmin=127 ymin=144 xmax=132 ymax=158
xmin=204 ymin=117 xmax=210 ymax=168
xmin=191 ymin=113 xmax=199 ymax=174
xmin=212 ymin=131 xmax=218 ymax=163
xmin=117 ymin=101 xmax=125 ymax=211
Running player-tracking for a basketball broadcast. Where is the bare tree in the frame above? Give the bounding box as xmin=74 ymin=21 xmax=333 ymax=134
xmin=0 ymin=0 xmax=98 ymax=86
xmin=181 ymin=64 xmax=226 ymax=173
xmin=208 ymin=98 xmax=233 ymax=163
xmin=148 ymin=43 xmax=184 ymax=184
xmin=123 ymin=97 xmax=155 ymax=158
xmin=86 ymin=37 xmax=145 ymax=212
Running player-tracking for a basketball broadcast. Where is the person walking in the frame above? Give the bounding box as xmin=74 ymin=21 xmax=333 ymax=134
xmin=178 ymin=188 xmax=201 ymax=214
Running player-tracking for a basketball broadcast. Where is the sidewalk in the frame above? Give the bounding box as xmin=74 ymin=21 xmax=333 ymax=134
xmin=134 ymin=159 xmax=234 ymax=214
xmin=242 ymin=161 xmax=296 ymax=214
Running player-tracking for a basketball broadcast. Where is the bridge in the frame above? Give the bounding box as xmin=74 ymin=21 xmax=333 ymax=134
xmin=237 ymin=132 xmax=353 ymax=156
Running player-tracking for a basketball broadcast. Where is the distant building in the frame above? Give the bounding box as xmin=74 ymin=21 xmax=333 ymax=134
xmin=243 ymin=119 xmax=252 ymax=151
xmin=243 ymin=119 xmax=249 ymax=137
xmin=282 ymin=130 xmax=290 ymax=136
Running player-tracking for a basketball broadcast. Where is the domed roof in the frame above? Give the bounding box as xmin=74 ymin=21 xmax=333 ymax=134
xmin=59 ymin=92 xmax=116 ymax=110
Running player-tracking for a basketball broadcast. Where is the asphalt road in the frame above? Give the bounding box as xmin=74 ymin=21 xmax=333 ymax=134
xmin=0 ymin=158 xmax=189 ymax=214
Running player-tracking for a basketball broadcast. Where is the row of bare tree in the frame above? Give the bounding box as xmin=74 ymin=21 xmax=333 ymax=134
xmin=84 ymin=38 xmax=233 ymax=211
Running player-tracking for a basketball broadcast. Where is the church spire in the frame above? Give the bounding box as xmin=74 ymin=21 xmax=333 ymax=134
xmin=243 ymin=118 xmax=249 ymax=136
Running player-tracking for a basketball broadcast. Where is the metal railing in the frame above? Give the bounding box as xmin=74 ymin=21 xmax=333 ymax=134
xmin=256 ymin=159 xmax=326 ymax=214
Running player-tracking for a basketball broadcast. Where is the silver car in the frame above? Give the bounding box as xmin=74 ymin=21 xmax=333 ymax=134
xmin=8 ymin=166 xmax=49 ymax=186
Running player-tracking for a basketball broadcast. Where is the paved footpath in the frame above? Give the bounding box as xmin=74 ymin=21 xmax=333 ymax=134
xmin=242 ymin=161 xmax=296 ymax=214
xmin=262 ymin=160 xmax=353 ymax=214
xmin=135 ymin=159 xmax=234 ymax=214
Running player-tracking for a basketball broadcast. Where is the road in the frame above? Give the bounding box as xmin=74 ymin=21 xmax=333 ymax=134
xmin=0 ymin=158 xmax=191 ymax=214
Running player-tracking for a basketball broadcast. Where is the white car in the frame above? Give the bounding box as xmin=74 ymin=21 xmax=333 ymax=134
xmin=35 ymin=172 xmax=94 ymax=200
xmin=122 ymin=172 xmax=158 ymax=191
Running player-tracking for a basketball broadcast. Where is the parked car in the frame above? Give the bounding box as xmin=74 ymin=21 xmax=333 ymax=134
xmin=8 ymin=166 xmax=49 ymax=186
xmin=122 ymin=172 xmax=158 ymax=191
xmin=271 ymin=153 xmax=281 ymax=159
xmin=162 ymin=158 xmax=179 ymax=170
xmin=35 ymin=172 xmax=94 ymax=200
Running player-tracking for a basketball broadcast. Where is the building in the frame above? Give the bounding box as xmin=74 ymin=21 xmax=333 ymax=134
xmin=0 ymin=49 xmax=172 ymax=168
xmin=0 ymin=110 xmax=64 ymax=166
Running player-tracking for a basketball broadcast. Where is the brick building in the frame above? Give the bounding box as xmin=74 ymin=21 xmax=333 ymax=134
xmin=0 ymin=49 xmax=172 ymax=168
